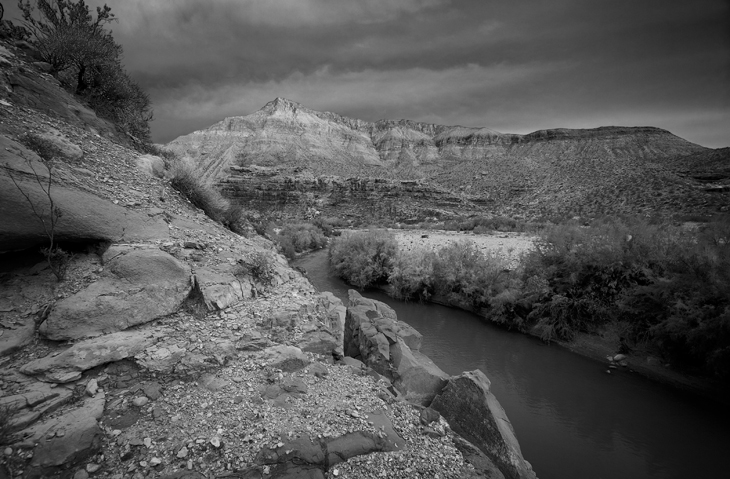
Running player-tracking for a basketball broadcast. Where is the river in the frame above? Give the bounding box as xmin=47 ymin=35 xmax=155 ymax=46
xmin=294 ymin=249 xmax=730 ymax=479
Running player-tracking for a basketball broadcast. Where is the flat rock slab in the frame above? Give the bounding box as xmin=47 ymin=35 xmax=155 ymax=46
xmin=431 ymin=370 xmax=536 ymax=479
xmin=260 ymin=345 xmax=309 ymax=372
xmin=0 ymin=135 xmax=170 ymax=253
xmin=22 ymin=392 xmax=105 ymax=471
xmin=194 ymin=266 xmax=253 ymax=311
xmin=21 ymin=329 xmax=164 ymax=383
xmin=40 ymin=245 xmax=190 ymax=340
xmin=0 ymin=316 xmax=35 ymax=357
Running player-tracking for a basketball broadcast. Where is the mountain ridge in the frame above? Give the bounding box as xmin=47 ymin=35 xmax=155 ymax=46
xmin=166 ymin=98 xmax=727 ymax=220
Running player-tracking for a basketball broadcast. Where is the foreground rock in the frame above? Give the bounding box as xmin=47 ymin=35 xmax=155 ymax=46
xmin=39 ymin=245 xmax=190 ymax=340
xmin=18 ymin=392 xmax=106 ymax=476
xmin=20 ymin=330 xmax=164 ymax=383
xmin=431 ymin=370 xmax=536 ymax=479
xmin=0 ymin=135 xmax=169 ymax=253
xmin=345 ymin=290 xmax=441 ymax=405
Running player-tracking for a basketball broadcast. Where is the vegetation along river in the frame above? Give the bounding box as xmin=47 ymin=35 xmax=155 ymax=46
xmin=294 ymin=248 xmax=730 ymax=479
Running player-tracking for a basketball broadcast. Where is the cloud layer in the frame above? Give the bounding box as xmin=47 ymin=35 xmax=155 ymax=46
xmin=5 ymin=0 xmax=729 ymax=147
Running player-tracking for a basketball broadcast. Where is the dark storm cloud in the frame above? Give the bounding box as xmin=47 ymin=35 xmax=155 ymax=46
xmin=4 ymin=1 xmax=729 ymax=147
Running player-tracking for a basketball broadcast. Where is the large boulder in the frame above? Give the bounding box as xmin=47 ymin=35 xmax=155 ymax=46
xmin=20 ymin=330 xmax=164 ymax=383
xmin=193 ymin=265 xmax=254 ymax=311
xmin=39 ymin=245 xmax=191 ymax=340
xmin=390 ymin=338 xmax=448 ymax=406
xmin=22 ymin=392 xmax=106 ymax=473
xmin=431 ymin=370 xmax=536 ymax=479
xmin=136 ymin=154 xmax=165 ymax=178
xmin=347 ymin=290 xmax=422 ymax=350
xmin=0 ymin=135 xmax=169 ymax=252
xmin=345 ymin=305 xmax=392 ymax=377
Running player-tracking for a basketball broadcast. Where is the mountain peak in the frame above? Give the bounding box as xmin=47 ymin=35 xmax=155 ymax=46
xmin=263 ymin=97 xmax=304 ymax=113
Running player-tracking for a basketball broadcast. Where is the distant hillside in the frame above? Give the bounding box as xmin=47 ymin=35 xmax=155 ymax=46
xmin=167 ymin=98 xmax=729 ymax=220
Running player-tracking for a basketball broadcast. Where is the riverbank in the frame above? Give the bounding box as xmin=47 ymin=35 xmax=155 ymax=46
xmin=333 ymin=227 xmax=730 ymax=406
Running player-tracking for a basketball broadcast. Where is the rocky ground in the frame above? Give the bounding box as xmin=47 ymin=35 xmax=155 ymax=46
xmin=0 ymin=41 xmax=532 ymax=479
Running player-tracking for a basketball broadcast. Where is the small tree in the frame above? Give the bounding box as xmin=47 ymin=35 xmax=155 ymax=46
xmin=6 ymin=134 xmax=70 ymax=281
xmin=18 ymin=0 xmax=117 ymax=81
xmin=17 ymin=0 xmax=153 ymax=144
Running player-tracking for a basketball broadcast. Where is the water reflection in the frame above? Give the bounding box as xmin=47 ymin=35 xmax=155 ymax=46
xmin=294 ymin=250 xmax=730 ymax=479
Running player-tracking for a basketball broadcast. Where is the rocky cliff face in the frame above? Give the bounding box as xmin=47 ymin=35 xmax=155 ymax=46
xmin=168 ymin=98 xmax=728 ymax=220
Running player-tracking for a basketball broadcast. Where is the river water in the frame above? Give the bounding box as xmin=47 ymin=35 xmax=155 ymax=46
xmin=294 ymin=249 xmax=730 ymax=479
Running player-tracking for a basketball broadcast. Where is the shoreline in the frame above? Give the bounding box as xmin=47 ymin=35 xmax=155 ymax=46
xmin=370 ymin=283 xmax=730 ymax=407
xmin=331 ymin=227 xmax=730 ymax=407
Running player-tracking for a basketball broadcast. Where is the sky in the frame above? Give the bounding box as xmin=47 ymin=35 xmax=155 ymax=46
xmin=5 ymin=0 xmax=730 ymax=147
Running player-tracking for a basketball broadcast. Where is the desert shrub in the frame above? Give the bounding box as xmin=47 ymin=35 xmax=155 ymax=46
xmin=431 ymin=242 xmax=513 ymax=309
xmin=312 ymin=216 xmax=347 ymax=236
xmin=279 ymin=223 xmax=327 ymax=252
xmin=388 ymin=250 xmax=437 ymax=300
xmin=235 ymin=251 xmax=275 ymax=284
xmin=219 ymin=204 xmax=254 ymax=237
xmin=169 ymin=158 xmax=227 ymax=221
xmin=329 ymin=230 xmax=398 ymax=288
xmin=616 ymin=219 xmax=730 ymax=376
xmin=495 ymin=215 xmax=730 ymax=378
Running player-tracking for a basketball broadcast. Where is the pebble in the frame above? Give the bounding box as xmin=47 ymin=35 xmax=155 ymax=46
xmin=3 ymin=447 xmax=12 ymax=456
xmin=210 ymin=436 xmax=221 ymax=448
xmin=177 ymin=446 xmax=189 ymax=458
xmin=150 ymin=457 xmax=162 ymax=466
xmin=86 ymin=463 xmax=101 ymax=473
xmin=73 ymin=470 xmax=89 ymax=479
xmin=85 ymin=378 xmax=99 ymax=397
xmin=133 ymin=396 xmax=149 ymax=407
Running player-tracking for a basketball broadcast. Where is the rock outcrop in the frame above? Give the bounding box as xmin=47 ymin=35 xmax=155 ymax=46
xmin=344 ymin=291 xmax=446 ymax=405
xmin=20 ymin=330 xmax=165 ymax=383
xmin=344 ymin=290 xmax=534 ymax=479
xmin=39 ymin=245 xmax=191 ymax=340
xmin=0 ymin=134 xmax=170 ymax=252
xmin=431 ymin=370 xmax=536 ymax=479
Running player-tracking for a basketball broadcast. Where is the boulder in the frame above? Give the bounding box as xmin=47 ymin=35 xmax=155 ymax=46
xmin=40 ymin=245 xmax=190 ymax=340
xmin=0 ymin=135 xmax=170 ymax=253
xmin=351 ymin=310 xmax=391 ymax=377
xmin=260 ymin=345 xmax=309 ymax=372
xmin=135 ymin=154 xmax=165 ymax=178
xmin=0 ymin=316 xmax=35 ymax=357
xmin=348 ymin=290 xmax=397 ymax=320
xmin=299 ymin=328 xmax=340 ymax=356
xmin=431 ymin=370 xmax=536 ymax=479
xmin=24 ymin=392 xmax=105 ymax=472
xmin=134 ymin=342 xmax=186 ymax=373
xmin=390 ymin=338 xmax=448 ymax=406
xmin=194 ymin=266 xmax=254 ymax=311
xmin=451 ymin=435 xmax=506 ymax=479
xmin=20 ymin=330 xmax=163 ymax=383
xmin=344 ymin=291 xmax=422 ymax=378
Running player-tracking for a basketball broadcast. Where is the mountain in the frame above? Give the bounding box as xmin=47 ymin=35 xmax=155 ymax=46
xmin=167 ymin=98 xmax=729 ymax=220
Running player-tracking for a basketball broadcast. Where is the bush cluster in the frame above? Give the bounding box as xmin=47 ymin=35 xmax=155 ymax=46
xmin=168 ymin=158 xmax=228 ymax=221
xmin=271 ymin=223 xmax=328 ymax=259
xmin=329 ymin=230 xmax=398 ymax=289
xmin=328 ymin=217 xmax=730 ymax=379
xmin=497 ymin=216 xmax=730 ymax=378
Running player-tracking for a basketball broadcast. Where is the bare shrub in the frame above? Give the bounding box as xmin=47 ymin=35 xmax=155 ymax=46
xmin=5 ymin=133 xmax=70 ymax=280
xmin=169 ymin=158 xmax=227 ymax=221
